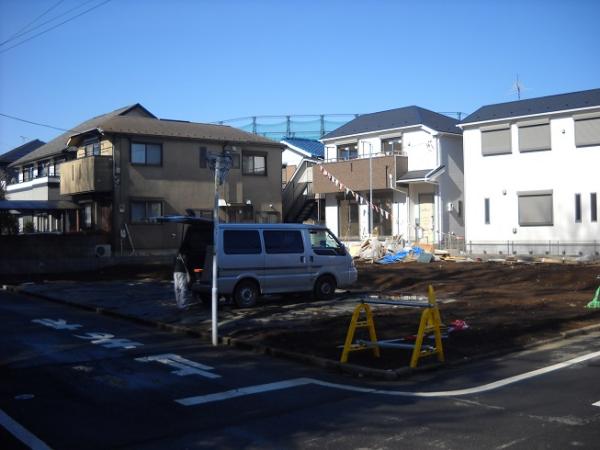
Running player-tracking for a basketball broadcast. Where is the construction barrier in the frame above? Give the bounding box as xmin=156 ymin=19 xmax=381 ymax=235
xmin=340 ymin=285 xmax=445 ymax=368
xmin=587 ymin=286 xmax=600 ymax=309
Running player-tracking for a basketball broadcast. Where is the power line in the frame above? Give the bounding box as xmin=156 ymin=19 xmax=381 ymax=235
xmin=0 ymin=0 xmax=97 ymax=48
xmin=0 ymin=0 xmax=65 ymax=46
xmin=0 ymin=112 xmax=70 ymax=132
xmin=0 ymin=0 xmax=112 ymax=54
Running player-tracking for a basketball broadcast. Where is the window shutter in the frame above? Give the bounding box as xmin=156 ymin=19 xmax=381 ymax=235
xmin=518 ymin=192 xmax=553 ymax=226
xmin=575 ymin=117 xmax=600 ymax=147
xmin=519 ymin=123 xmax=550 ymax=152
xmin=481 ymin=128 xmax=511 ymax=155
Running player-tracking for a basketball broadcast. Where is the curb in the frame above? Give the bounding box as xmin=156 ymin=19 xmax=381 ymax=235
xmin=6 ymin=285 xmax=600 ymax=381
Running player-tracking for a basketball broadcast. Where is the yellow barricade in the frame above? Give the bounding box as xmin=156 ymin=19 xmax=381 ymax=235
xmin=340 ymin=285 xmax=445 ymax=368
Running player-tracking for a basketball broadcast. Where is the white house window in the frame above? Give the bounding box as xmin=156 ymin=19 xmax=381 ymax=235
xmin=336 ymin=143 xmax=358 ymax=161
xmin=574 ymin=117 xmax=600 ymax=147
xmin=131 ymin=142 xmax=162 ymax=166
xmin=518 ymin=191 xmax=553 ymax=226
xmin=481 ymin=127 xmax=511 ymax=156
xmin=591 ymin=193 xmax=597 ymax=222
xmin=518 ymin=123 xmax=551 ymax=152
xmin=381 ymin=137 xmax=402 ymax=155
xmin=130 ymin=200 xmax=162 ymax=223
xmin=484 ymin=198 xmax=490 ymax=224
xmin=22 ymin=165 xmax=34 ymax=182
xmin=242 ymin=152 xmax=267 ymax=176
xmin=575 ymin=193 xmax=582 ymax=223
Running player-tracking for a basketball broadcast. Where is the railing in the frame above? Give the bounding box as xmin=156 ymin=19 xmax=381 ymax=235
xmin=466 ymin=240 xmax=600 ymax=257
xmin=323 ymin=150 xmax=407 ymax=163
xmin=436 ymin=232 xmax=466 ymax=252
xmin=9 ymin=173 xmax=60 ymax=185
xmin=282 ymin=160 xmax=316 ymax=222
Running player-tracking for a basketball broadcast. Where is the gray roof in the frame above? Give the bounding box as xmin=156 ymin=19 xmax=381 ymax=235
xmin=9 ymin=104 xmax=153 ymax=167
xmin=397 ymin=166 xmax=445 ymax=183
xmin=89 ymin=116 xmax=282 ymax=147
xmin=461 ymin=88 xmax=600 ymax=124
xmin=321 ymin=106 xmax=461 ymax=140
xmin=0 ymin=139 xmax=45 ymax=164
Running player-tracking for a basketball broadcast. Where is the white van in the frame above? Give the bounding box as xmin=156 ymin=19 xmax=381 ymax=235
xmin=169 ymin=218 xmax=357 ymax=307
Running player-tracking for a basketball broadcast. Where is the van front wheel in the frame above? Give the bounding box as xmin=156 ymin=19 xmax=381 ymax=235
xmin=314 ymin=275 xmax=336 ymax=300
xmin=234 ymin=280 xmax=259 ymax=308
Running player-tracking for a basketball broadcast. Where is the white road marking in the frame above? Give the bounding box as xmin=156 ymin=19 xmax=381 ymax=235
xmin=0 ymin=408 xmax=52 ymax=450
xmin=136 ymin=354 xmax=221 ymax=378
xmin=73 ymin=332 xmax=143 ymax=349
xmin=593 ymin=400 xmax=600 ymax=407
xmin=176 ymin=379 xmax=311 ymax=406
xmin=32 ymin=318 xmax=82 ymax=330
xmin=176 ymin=350 xmax=600 ymax=406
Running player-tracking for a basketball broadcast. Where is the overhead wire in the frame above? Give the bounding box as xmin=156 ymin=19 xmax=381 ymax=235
xmin=0 ymin=0 xmax=66 ymax=46
xmin=0 ymin=0 xmax=112 ymax=54
xmin=0 ymin=112 xmax=71 ymax=132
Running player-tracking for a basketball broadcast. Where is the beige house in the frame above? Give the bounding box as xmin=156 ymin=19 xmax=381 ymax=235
xmin=7 ymin=104 xmax=284 ymax=253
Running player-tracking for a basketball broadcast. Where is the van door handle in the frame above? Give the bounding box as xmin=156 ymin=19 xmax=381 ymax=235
xmin=309 ymin=256 xmax=314 ymax=263
xmin=300 ymin=256 xmax=306 ymax=263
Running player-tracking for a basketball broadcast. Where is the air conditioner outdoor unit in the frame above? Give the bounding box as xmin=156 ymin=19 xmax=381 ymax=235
xmin=95 ymin=244 xmax=111 ymax=258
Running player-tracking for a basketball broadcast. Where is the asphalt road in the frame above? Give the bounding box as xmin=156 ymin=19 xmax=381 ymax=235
xmin=1 ymin=289 xmax=599 ymax=449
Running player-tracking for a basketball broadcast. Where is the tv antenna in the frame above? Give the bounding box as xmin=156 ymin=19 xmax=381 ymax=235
xmin=512 ymin=74 xmax=525 ymax=100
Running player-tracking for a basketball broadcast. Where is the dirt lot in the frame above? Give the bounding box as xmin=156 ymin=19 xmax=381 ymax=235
xmin=233 ymin=260 xmax=600 ymax=369
xmin=5 ymin=260 xmax=600 ymax=371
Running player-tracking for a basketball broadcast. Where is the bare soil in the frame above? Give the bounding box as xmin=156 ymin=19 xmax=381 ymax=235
xmin=5 ymin=260 xmax=600 ymax=370
xmin=234 ymin=260 xmax=600 ymax=369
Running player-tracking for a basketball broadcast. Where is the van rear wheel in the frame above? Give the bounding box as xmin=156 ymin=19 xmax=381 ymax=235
xmin=314 ymin=275 xmax=336 ymax=300
xmin=234 ymin=280 xmax=259 ymax=308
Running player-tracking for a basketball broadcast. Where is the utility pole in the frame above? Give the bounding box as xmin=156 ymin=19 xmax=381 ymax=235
xmin=369 ymin=142 xmax=373 ymax=237
xmin=206 ymin=145 xmax=237 ymax=346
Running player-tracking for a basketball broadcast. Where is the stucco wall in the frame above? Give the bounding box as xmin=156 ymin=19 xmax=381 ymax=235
xmin=463 ymin=113 xmax=600 ymax=247
xmin=111 ymin=135 xmax=283 ymax=250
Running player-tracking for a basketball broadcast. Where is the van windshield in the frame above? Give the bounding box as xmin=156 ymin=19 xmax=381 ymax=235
xmin=309 ymin=229 xmax=346 ymax=256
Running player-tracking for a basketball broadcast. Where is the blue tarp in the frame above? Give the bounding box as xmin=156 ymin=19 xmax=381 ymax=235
xmin=376 ymin=246 xmax=424 ymax=264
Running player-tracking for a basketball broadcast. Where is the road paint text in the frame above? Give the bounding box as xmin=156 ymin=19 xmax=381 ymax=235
xmin=136 ymin=354 xmax=221 ymax=378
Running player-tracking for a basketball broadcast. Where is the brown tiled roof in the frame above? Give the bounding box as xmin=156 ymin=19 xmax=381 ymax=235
xmin=9 ymin=104 xmax=151 ymax=167
xmin=95 ymin=116 xmax=282 ymax=147
xmin=10 ymin=105 xmax=281 ymax=168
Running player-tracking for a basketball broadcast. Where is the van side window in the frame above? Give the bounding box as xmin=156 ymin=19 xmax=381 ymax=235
xmin=223 ymin=230 xmax=262 ymax=254
xmin=263 ymin=230 xmax=304 ymax=254
xmin=309 ymin=229 xmax=345 ymax=256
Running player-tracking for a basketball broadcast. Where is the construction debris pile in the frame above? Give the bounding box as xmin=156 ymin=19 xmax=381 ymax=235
xmin=348 ymin=237 xmax=460 ymax=264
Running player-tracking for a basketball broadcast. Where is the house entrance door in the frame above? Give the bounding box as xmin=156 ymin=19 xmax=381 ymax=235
xmin=418 ymin=193 xmax=434 ymax=244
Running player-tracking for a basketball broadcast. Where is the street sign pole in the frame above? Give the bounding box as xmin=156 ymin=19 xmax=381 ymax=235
xmin=211 ymin=163 xmax=220 ymax=346
xmin=207 ymin=146 xmax=236 ymax=346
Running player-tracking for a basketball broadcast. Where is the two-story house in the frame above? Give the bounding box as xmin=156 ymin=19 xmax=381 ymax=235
xmin=458 ymin=88 xmax=600 ymax=256
xmin=0 ymin=139 xmax=45 ymax=190
xmin=315 ymin=106 xmax=463 ymax=244
xmin=7 ymin=104 xmax=284 ymax=253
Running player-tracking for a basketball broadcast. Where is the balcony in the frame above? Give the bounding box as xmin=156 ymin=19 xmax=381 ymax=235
xmin=6 ymin=175 xmax=60 ymax=194
xmin=60 ymin=156 xmax=113 ymax=195
xmin=313 ymin=154 xmax=408 ymax=194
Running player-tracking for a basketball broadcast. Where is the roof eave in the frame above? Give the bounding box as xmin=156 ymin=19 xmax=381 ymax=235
xmin=458 ymin=105 xmax=600 ymax=128
xmin=321 ymin=124 xmax=429 ymax=143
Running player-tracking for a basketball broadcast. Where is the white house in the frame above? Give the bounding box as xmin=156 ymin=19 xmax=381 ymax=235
xmin=314 ymin=106 xmax=463 ymax=245
xmin=458 ymin=88 xmax=600 ymax=257
xmin=281 ymin=138 xmax=324 ymax=223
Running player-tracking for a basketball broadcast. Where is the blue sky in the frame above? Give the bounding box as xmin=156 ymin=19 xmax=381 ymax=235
xmin=1 ymin=0 xmax=599 ymax=151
